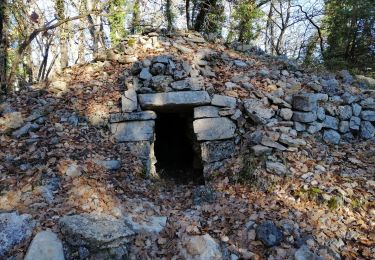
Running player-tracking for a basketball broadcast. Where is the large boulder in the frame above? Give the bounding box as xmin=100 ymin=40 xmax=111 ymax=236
xmin=138 ymin=91 xmax=211 ymax=109
xmin=24 ymin=230 xmax=64 ymax=260
xmin=0 ymin=212 xmax=35 ymax=257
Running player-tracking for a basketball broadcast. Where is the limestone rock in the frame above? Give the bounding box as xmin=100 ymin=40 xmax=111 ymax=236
xmin=352 ymin=103 xmax=362 ymax=116
xmin=59 ymin=214 xmax=135 ymax=250
xmin=124 ymin=215 xmax=166 ymax=234
xmin=194 ymin=106 xmax=220 ymax=119
xmin=211 ymin=95 xmax=237 ymax=108
xmin=121 ymin=89 xmax=138 ymax=112
xmin=323 ymin=116 xmax=339 ymax=130
xmin=94 ymin=160 xmax=121 ymax=171
xmin=151 ymin=75 xmax=174 ymax=92
xmin=25 ymin=230 xmax=64 ymax=260
xmin=266 ymin=161 xmax=289 ymax=176
xmin=279 ymin=108 xmax=293 ymax=120
xmin=109 ymin=111 xmax=157 ymax=123
xmin=139 ymin=91 xmax=211 ymax=109
xmin=338 ymin=121 xmax=350 ymax=133
xmin=0 ymin=212 xmax=35 ymax=257
xmin=349 ymin=116 xmax=361 ymax=131
xmin=337 ymin=105 xmax=353 ymax=120
xmin=111 ymin=121 xmax=155 ymax=142
xmin=201 ymin=140 xmax=235 ymax=163
xmin=244 ymin=99 xmax=275 ymax=124
xmin=360 ymin=98 xmax=375 ymax=110
xmin=295 ymin=245 xmax=323 ymax=260
xmin=180 ymin=234 xmax=222 ymax=260
xmin=0 ymin=111 xmax=24 ymax=134
xmin=292 ymin=94 xmax=318 ymax=112
xmin=323 ymin=130 xmax=341 ymax=145
xmin=261 ymin=135 xmax=287 ymax=151
xmin=193 ymin=118 xmax=236 ymax=141
xmin=360 ymin=121 xmax=375 ymax=139
xmin=139 ymin=68 xmax=152 ymax=81
xmin=279 ymin=134 xmax=306 ymax=147
xmin=150 ymin=62 xmax=166 ymax=75
xmin=292 ymin=111 xmax=317 ymax=123
xmin=360 ymin=110 xmax=375 ymax=121
xmin=251 ymin=145 xmax=273 ymax=156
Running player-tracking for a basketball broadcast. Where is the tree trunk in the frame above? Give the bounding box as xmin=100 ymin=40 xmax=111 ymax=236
xmin=194 ymin=0 xmax=217 ymax=32
xmin=0 ymin=1 xmax=7 ymax=93
xmin=56 ymin=0 xmax=69 ymax=69
xmin=131 ymin=0 xmax=140 ymax=34
xmin=186 ymin=0 xmax=190 ymax=29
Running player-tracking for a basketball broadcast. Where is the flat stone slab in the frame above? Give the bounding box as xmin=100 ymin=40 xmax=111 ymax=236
xmin=194 ymin=106 xmax=220 ymax=119
xmin=211 ymin=95 xmax=237 ymax=108
xmin=109 ymin=111 xmax=156 ymax=123
xmin=111 ymin=121 xmax=155 ymax=142
xmin=193 ymin=118 xmax=236 ymax=141
xmin=138 ymin=91 xmax=211 ymax=109
xmin=24 ymin=230 xmax=64 ymax=260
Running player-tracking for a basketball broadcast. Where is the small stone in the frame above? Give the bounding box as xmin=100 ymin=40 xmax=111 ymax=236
xmin=337 ymin=105 xmax=352 ymax=120
xmin=341 ymin=92 xmax=357 ymax=104
xmin=211 ymin=95 xmax=237 ymax=108
xmin=279 ymin=108 xmax=293 ymax=120
xmin=323 ymin=130 xmax=341 ymax=145
xmin=251 ymin=145 xmax=272 ymax=156
xmin=294 ymin=122 xmax=306 ymax=132
xmin=150 ymin=63 xmax=165 ymax=75
xmin=256 ymin=221 xmax=283 ymax=247
xmin=233 ymin=60 xmax=248 ymax=68
xmin=352 ymin=103 xmax=362 ymax=117
xmin=244 ymin=99 xmax=275 ymax=124
xmin=293 ymin=94 xmax=318 ymax=112
xmin=295 ymin=245 xmax=322 ymax=260
xmin=180 ymin=234 xmax=222 ymax=260
xmin=360 ymin=97 xmax=375 ymax=110
xmin=139 ymin=68 xmax=152 ymax=81
xmin=192 ymin=186 xmax=216 ymax=205
xmin=349 ymin=116 xmax=361 ymax=131
xmin=307 ymin=122 xmax=323 ymax=134
xmin=360 ymin=110 xmax=375 ymax=121
xmin=152 ymin=55 xmax=170 ymax=64
xmin=261 ymin=135 xmax=287 ymax=151
xmin=94 ymin=160 xmax=121 ymax=171
xmin=339 ymin=70 xmax=353 ymax=84
xmin=360 ymin=121 xmax=375 ymax=139
xmin=323 ymin=116 xmax=339 ymax=130
xmin=339 ymin=121 xmax=350 ymax=133
xmin=279 ymin=134 xmax=306 ymax=147
xmin=24 ymin=230 xmax=64 ymax=260
xmin=170 ymin=79 xmax=191 ymax=91
xmin=151 ymin=75 xmax=174 ymax=91
xmin=201 ymin=140 xmax=235 ymax=163
xmin=317 ymin=107 xmax=326 ymax=121
xmin=0 ymin=112 xmax=24 ymax=134
xmin=266 ymin=161 xmax=289 ymax=175
xmin=292 ymin=111 xmax=317 ymax=123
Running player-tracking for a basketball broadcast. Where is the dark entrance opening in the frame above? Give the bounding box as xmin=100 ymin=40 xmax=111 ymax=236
xmin=154 ymin=110 xmax=204 ymax=184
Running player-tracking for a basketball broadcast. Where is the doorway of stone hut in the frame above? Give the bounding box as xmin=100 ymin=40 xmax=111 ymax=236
xmin=154 ymin=110 xmax=204 ymax=184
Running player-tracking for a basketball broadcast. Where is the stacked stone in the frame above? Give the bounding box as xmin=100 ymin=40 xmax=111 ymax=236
xmin=109 ymin=55 xmax=240 ymax=178
xmin=291 ymin=93 xmax=375 ymax=144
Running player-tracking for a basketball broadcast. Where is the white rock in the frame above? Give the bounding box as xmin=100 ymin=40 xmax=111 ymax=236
xmin=25 ymin=230 xmax=65 ymax=260
xmin=180 ymin=234 xmax=222 ymax=260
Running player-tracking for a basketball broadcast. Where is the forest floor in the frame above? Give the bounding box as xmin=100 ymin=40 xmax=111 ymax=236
xmin=0 ymin=35 xmax=374 ymax=259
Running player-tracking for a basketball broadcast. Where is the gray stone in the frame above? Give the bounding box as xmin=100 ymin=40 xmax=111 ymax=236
xmin=59 ymin=214 xmax=134 ymax=252
xmin=307 ymin=122 xmax=323 ymax=134
xmin=317 ymin=107 xmax=326 ymax=121
xmin=294 ymin=122 xmax=306 ymax=132
xmin=244 ymin=99 xmax=275 ymax=124
xmin=341 ymin=92 xmax=358 ymax=104
xmin=349 ymin=116 xmax=361 ymax=131
xmin=0 ymin=212 xmax=35 ymax=257
xmin=11 ymin=122 xmax=40 ymax=139
xmin=139 ymin=91 xmax=211 ymax=109
xmin=50 ymin=80 xmax=68 ymax=92
xmin=293 ymin=94 xmax=318 ymax=112
xmin=251 ymin=145 xmax=272 ymax=156
xmin=279 ymin=108 xmax=293 ymax=120
xmin=124 ymin=215 xmax=166 ymax=234
xmin=323 ymin=116 xmax=339 ymax=130
xmin=323 ymin=130 xmax=341 ymax=145
xmin=211 ymin=95 xmax=237 ymax=108
xmin=233 ymin=60 xmax=248 ymax=68
xmin=201 ymin=140 xmax=235 ymax=163
xmin=266 ymin=161 xmax=289 ymax=175
xmin=150 ymin=63 xmax=165 ymax=75
xmin=193 ymin=118 xmax=236 ymax=141
xmin=151 ymin=75 xmax=174 ymax=91
xmin=279 ymin=134 xmax=306 ymax=147
xmin=266 ymin=94 xmax=292 ymax=108
xmin=170 ymin=79 xmax=191 ymax=90
xmin=261 ymin=136 xmax=287 ymax=151
xmin=360 ymin=110 xmax=375 ymax=121
xmin=360 ymin=97 xmax=375 ymax=110
xmin=360 ymin=121 xmax=375 ymax=139
xmin=24 ymin=230 xmax=64 ymax=260
xmin=292 ymin=111 xmax=317 ymax=123
xmin=139 ymin=68 xmax=152 ymax=81
xmin=339 ymin=70 xmax=353 ymax=84
xmin=0 ymin=112 xmax=24 ymax=134
xmin=352 ymin=103 xmax=362 ymax=116
xmin=355 ymin=75 xmax=375 ymax=88
xmin=172 ymin=42 xmax=194 ymax=53
xmin=194 ymin=106 xmax=220 ymax=118
xmin=109 ymin=111 xmax=157 ymax=123
xmin=295 ymin=245 xmax=322 ymax=260
xmin=152 ymin=55 xmax=170 ymax=64
xmin=173 ymin=70 xmax=188 ymax=80
xmin=339 ymin=121 xmax=350 ymax=133
xmin=110 ymin=121 xmax=155 ymax=142
xmin=256 ymin=221 xmax=283 ymax=247
xmin=337 ymin=105 xmax=352 ymax=120
xmin=94 ymin=160 xmax=121 ymax=171
xmin=321 ymin=78 xmax=339 ymax=95
xmin=314 ymin=93 xmax=329 ymax=101
xmin=121 ymin=89 xmax=138 ymax=112
xmin=330 ymin=95 xmax=344 ymax=104
xmin=179 ymin=234 xmax=222 ymax=260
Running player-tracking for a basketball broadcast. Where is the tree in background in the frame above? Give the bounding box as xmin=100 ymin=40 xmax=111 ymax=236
xmin=56 ymin=0 xmax=69 ymax=69
xmin=165 ymin=0 xmax=175 ymax=31
xmin=0 ymin=0 xmax=8 ymax=93
xmin=323 ymin=0 xmax=375 ymax=73
xmin=108 ymin=0 xmax=128 ymax=46
xmin=131 ymin=0 xmax=140 ymax=34
xmin=228 ymin=0 xmax=263 ymax=43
